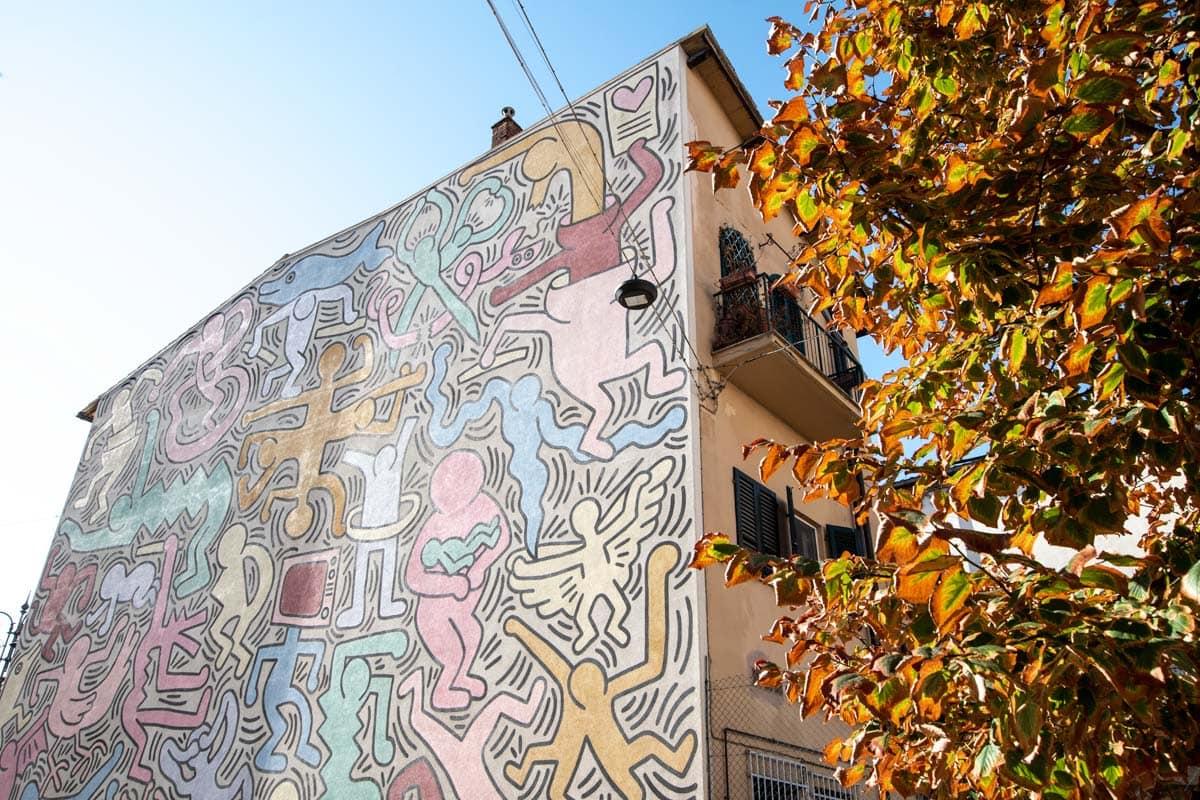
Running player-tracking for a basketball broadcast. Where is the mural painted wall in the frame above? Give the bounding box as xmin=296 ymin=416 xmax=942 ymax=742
xmin=0 ymin=48 xmax=704 ymax=799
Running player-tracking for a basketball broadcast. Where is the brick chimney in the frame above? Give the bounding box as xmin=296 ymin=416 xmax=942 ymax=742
xmin=491 ymin=107 xmax=522 ymax=148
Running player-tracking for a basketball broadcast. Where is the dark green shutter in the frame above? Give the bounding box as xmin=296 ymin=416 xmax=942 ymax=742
xmin=733 ymin=468 xmax=781 ymax=555
xmin=825 ymin=524 xmax=862 ymax=558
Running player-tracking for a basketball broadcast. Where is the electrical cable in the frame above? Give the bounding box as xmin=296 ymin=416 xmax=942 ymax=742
xmin=483 ymin=2 xmax=840 ymax=405
xmin=510 ymin=0 xmax=624 ymax=237
xmin=486 ymin=0 xmax=712 ymax=397
xmin=483 ymin=0 xmax=606 ymax=215
xmin=505 ymin=0 xmax=712 ymax=378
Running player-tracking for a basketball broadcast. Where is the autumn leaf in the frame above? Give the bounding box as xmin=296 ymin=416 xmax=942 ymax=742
xmin=973 ymin=742 xmax=1003 ymax=780
xmin=766 ymin=17 xmax=795 ymax=55
xmin=689 ymin=533 xmax=739 ymax=569
xmin=876 ymin=523 xmax=920 ymax=564
xmin=930 ymin=567 xmax=972 ymax=632
xmin=1036 ymin=262 xmax=1075 ymax=306
xmin=1062 ymin=105 xmax=1114 ymax=138
xmin=1073 ymin=73 xmax=1138 ymax=104
xmin=685 ymin=140 xmax=721 ymax=172
xmin=689 ymin=2 xmax=1200 ymax=795
xmin=1183 ymin=560 xmax=1200 ymax=604
xmin=1077 ymin=277 xmax=1110 ymax=329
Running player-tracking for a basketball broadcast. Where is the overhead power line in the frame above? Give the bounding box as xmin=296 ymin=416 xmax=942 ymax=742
xmin=480 ymin=2 xmax=759 ymax=402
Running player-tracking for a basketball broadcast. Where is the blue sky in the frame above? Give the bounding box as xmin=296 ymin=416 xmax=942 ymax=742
xmin=0 ymin=2 xmax=900 ymax=617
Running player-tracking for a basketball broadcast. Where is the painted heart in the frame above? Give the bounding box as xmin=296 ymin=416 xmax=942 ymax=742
xmin=612 ymin=76 xmax=653 ymax=112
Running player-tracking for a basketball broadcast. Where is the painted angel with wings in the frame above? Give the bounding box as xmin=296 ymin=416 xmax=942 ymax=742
xmin=507 ymin=457 xmax=675 ymax=654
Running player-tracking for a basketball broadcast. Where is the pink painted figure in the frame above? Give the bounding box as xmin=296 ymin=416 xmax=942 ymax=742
xmin=38 ymin=617 xmax=138 ymax=742
xmin=153 ymin=298 xmax=254 ymax=462
xmin=29 ymin=546 xmax=96 ymax=660
xmin=480 ymin=191 xmax=684 ymax=459
xmin=397 ymin=669 xmax=546 ymax=799
xmin=0 ymin=712 xmax=48 ymax=799
xmin=404 ymin=451 xmax=510 ymax=710
xmin=121 ymin=534 xmax=213 ymax=783
xmin=487 ymin=139 xmax=663 ymax=307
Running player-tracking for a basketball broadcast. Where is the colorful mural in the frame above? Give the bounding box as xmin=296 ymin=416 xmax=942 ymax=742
xmin=0 ymin=49 xmax=701 ymax=799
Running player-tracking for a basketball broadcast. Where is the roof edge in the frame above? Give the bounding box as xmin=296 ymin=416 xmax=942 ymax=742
xmin=678 ymin=26 xmax=765 ymax=142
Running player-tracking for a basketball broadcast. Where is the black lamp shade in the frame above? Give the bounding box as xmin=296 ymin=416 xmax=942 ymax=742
xmin=616 ymin=277 xmax=657 ymax=309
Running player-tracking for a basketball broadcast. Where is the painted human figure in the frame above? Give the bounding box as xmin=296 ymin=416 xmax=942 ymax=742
xmin=154 ymin=297 xmax=255 ymax=462
xmin=71 ymin=386 xmax=139 ymax=523
xmin=504 ymin=543 xmax=696 ymax=799
xmin=36 ymin=616 xmax=138 ymax=743
xmin=121 ymin=533 xmax=213 ymax=783
xmin=316 ymin=631 xmax=409 ymax=799
xmin=397 ymin=668 xmax=546 ymax=800
xmin=387 ymin=758 xmax=444 ymax=800
xmin=244 ymin=626 xmax=326 ymax=772
xmin=368 ymin=225 xmax=543 ymax=352
xmin=378 ymin=177 xmax=513 ymax=345
xmin=62 ymin=408 xmax=234 ymax=600
xmin=486 ymin=136 xmax=663 ymax=307
xmin=509 ymin=457 xmax=673 ymax=654
xmin=159 ymin=689 xmax=252 ymax=800
xmin=29 ymin=546 xmax=96 ymax=660
xmin=405 ymin=451 xmax=510 ymax=710
xmin=83 ymin=559 xmax=158 ymax=636
xmin=458 ymin=120 xmax=606 ymax=224
xmin=427 ymin=342 xmax=684 ymax=555
xmin=337 ymin=416 xmax=419 ymax=628
xmin=209 ymin=523 xmax=274 ymax=676
xmin=480 ymin=187 xmax=686 ymax=460
xmin=249 ymin=220 xmax=392 ymax=398
xmin=238 ymin=334 xmax=425 ymax=538
xmin=15 ymin=742 xmax=124 ymax=800
xmin=0 ymin=711 xmax=49 ymax=800
xmin=426 ymin=344 xmax=585 ymax=556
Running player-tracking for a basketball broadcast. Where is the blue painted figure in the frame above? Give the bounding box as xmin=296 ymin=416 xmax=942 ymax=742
xmin=249 ymin=220 xmax=392 ymax=398
xmin=159 ymin=690 xmax=252 ymax=800
xmin=426 ymin=342 xmax=686 ymax=554
xmin=244 ymin=627 xmax=327 ymax=772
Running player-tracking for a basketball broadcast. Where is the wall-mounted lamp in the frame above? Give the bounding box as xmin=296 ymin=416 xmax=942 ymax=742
xmin=615 ymin=277 xmax=658 ymax=310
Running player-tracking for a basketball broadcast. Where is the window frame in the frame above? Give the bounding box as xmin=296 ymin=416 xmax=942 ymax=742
xmin=732 ymin=467 xmax=783 ymax=556
xmin=785 ymin=486 xmax=820 ymax=561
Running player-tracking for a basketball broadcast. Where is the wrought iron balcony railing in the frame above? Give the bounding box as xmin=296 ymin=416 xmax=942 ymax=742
xmin=713 ymin=273 xmax=864 ymax=400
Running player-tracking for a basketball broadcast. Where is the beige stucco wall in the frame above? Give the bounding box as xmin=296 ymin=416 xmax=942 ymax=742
xmin=683 ymin=47 xmax=860 ymax=798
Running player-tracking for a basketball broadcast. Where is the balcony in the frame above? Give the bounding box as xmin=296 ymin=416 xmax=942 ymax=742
xmin=712 ymin=273 xmax=863 ymax=441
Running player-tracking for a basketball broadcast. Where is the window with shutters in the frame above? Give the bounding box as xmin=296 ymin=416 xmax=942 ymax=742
xmin=732 ymin=468 xmax=782 ymax=556
xmin=825 ymin=524 xmax=868 ymax=558
xmin=786 ymin=487 xmax=820 ymax=561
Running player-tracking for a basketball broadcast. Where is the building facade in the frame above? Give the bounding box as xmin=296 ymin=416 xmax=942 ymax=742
xmin=0 ymin=29 xmax=866 ymax=800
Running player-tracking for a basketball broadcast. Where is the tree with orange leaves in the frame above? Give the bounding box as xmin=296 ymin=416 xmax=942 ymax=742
xmin=689 ymin=2 xmax=1199 ymax=797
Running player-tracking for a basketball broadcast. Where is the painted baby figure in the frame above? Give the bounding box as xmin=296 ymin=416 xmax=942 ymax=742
xmin=405 ymin=450 xmax=510 ymax=710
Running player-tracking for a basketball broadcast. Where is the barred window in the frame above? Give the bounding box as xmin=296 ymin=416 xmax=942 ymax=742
xmin=719 ymin=226 xmax=757 ymax=277
xmin=749 ymin=751 xmax=861 ymax=800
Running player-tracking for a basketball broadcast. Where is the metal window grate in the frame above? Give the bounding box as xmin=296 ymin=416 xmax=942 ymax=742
xmin=720 ymin=226 xmax=758 ymax=277
xmin=749 ymin=751 xmax=863 ymax=800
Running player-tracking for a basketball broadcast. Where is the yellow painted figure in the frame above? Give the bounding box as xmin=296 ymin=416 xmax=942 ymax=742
xmin=504 ymin=543 xmax=696 ymax=799
xmin=237 ymin=334 xmax=426 ymax=538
